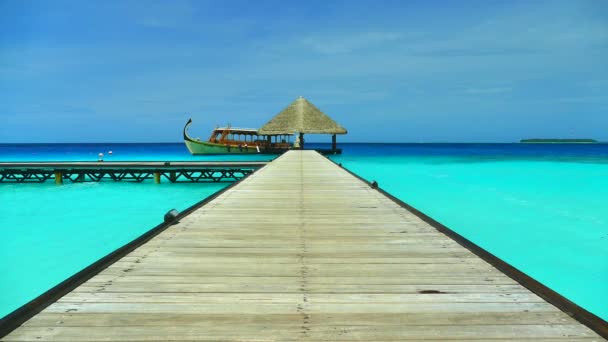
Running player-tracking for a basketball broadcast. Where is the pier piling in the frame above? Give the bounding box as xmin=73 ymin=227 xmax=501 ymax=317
xmin=53 ymin=172 xmax=63 ymax=185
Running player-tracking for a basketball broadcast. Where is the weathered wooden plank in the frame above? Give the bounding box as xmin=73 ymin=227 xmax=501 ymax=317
xmin=38 ymin=301 xmax=562 ymax=314
xmin=21 ymin=311 xmax=575 ymax=327
xmin=75 ymin=284 xmax=525 ymax=294
xmin=58 ymin=292 xmax=546 ymax=305
xmin=76 ymin=273 xmax=516 ymax=292
xmin=3 ymin=324 xmax=598 ymax=341
xmin=118 ymin=256 xmax=483 ymax=264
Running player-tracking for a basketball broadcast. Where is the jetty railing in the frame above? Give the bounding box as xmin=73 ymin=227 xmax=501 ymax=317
xmin=0 ymin=161 xmax=267 ymax=184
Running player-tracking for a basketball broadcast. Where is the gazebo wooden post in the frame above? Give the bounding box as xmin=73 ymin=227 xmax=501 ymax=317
xmin=299 ymin=133 xmax=305 ymax=150
xmin=332 ymin=134 xmax=337 ymax=151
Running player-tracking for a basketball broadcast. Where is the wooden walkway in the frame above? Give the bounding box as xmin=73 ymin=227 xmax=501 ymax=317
xmin=3 ymin=151 xmax=602 ymax=341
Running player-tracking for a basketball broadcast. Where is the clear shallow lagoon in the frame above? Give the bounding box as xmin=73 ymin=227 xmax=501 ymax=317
xmin=1 ymin=143 xmax=607 ymax=321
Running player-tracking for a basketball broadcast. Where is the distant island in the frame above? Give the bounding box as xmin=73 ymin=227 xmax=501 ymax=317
xmin=520 ymin=139 xmax=598 ymax=143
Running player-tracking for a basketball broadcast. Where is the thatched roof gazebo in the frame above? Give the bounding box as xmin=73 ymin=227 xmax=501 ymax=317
xmin=258 ymin=97 xmax=347 ymax=151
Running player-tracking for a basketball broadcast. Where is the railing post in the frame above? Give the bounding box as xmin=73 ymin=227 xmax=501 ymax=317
xmin=154 ymin=172 xmax=161 ymax=184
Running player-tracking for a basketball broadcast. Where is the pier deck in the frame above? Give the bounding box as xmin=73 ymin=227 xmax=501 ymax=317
xmin=2 ymin=151 xmax=603 ymax=340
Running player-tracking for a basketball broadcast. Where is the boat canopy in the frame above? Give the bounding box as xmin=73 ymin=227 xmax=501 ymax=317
xmin=214 ymin=127 xmax=259 ymax=134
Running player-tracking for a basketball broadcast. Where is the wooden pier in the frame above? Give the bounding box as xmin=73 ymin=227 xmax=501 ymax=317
xmin=1 ymin=151 xmax=604 ymax=340
xmin=0 ymin=161 xmax=267 ymax=184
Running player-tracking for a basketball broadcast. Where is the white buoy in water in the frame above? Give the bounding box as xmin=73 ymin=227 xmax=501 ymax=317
xmin=108 ymin=151 xmax=113 ymax=155
xmin=98 ymin=153 xmax=104 ymax=162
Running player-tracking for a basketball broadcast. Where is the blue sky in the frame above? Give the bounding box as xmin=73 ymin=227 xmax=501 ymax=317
xmin=1 ymin=0 xmax=607 ymax=142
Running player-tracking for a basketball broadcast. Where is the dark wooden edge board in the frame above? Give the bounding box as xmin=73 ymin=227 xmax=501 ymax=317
xmin=327 ymin=156 xmax=608 ymax=339
xmin=0 ymin=165 xmax=262 ymax=338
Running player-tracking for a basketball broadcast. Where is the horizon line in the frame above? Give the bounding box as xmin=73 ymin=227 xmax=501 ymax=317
xmin=2 ymin=141 xmax=606 ymax=145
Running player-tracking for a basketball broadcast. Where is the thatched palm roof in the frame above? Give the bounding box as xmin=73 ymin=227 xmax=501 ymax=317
xmin=258 ymin=97 xmax=347 ymax=135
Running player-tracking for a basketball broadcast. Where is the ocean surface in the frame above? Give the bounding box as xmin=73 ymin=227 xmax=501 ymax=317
xmin=1 ymin=143 xmax=607 ymax=321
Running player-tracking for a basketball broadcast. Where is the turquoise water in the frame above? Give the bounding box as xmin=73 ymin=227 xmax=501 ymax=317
xmin=332 ymin=152 xmax=608 ymax=320
xmin=1 ymin=143 xmax=607 ymax=322
xmin=0 ymin=181 xmax=226 ymax=318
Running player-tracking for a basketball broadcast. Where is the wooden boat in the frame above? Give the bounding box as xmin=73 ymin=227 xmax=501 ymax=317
xmin=183 ymin=119 xmax=293 ymax=154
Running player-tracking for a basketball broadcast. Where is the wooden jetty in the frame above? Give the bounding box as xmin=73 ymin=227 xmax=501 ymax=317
xmin=1 ymin=151 xmax=605 ymax=340
xmin=0 ymin=161 xmax=267 ymax=184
